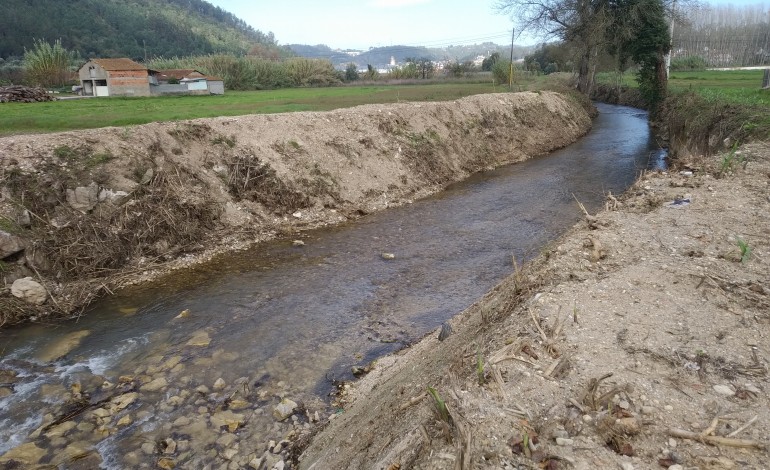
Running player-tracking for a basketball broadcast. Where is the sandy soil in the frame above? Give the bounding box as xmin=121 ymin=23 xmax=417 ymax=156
xmin=0 ymin=91 xmax=591 ymax=324
xmin=299 ymin=142 xmax=770 ymax=470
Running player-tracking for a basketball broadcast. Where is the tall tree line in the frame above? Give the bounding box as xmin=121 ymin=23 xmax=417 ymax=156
xmin=672 ymin=4 xmax=770 ymax=67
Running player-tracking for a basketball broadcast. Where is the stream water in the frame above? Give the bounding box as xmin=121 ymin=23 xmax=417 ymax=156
xmin=0 ymin=103 xmax=665 ymax=468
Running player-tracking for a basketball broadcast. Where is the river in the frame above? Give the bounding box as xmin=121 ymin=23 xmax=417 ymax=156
xmin=0 ymin=103 xmax=665 ymax=468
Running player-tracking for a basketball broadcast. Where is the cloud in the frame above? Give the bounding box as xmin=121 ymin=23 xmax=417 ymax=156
xmin=368 ymin=0 xmax=432 ymax=7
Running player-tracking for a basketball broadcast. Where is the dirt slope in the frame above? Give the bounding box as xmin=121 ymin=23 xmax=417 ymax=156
xmin=299 ymin=142 xmax=770 ymax=469
xmin=0 ymin=91 xmax=591 ymax=325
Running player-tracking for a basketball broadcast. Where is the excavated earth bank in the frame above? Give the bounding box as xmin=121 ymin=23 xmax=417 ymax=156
xmin=299 ymin=141 xmax=770 ymax=469
xmin=0 ymin=91 xmax=591 ymax=325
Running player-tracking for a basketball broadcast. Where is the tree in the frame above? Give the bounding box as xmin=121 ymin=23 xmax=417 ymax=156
xmin=496 ymin=0 xmax=675 ymax=104
xmin=23 ymin=38 xmax=78 ymax=88
xmin=406 ymin=57 xmax=435 ymax=79
xmin=344 ymin=62 xmax=359 ymax=81
xmin=482 ymin=52 xmax=501 ymax=71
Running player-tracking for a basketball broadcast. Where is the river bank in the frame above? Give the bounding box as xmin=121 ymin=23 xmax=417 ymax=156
xmin=0 ymin=91 xmax=591 ymax=326
xmin=299 ymin=138 xmax=770 ymax=468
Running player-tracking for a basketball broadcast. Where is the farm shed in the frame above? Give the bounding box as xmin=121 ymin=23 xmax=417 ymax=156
xmin=78 ymin=58 xmax=151 ymax=97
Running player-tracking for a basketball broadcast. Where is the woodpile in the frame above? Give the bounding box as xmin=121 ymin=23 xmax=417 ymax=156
xmin=0 ymin=85 xmax=55 ymax=103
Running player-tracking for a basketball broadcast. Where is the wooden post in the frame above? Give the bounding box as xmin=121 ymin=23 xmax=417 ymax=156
xmin=763 ymin=69 xmax=770 ymax=89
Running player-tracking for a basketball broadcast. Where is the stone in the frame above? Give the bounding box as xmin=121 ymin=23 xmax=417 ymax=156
xmin=141 ymin=377 xmax=169 ymax=392
xmin=668 ymin=465 xmax=683 ymax=470
xmin=249 ymin=456 xmax=263 ymax=469
xmin=292 ymin=240 xmax=305 ymax=247
xmin=66 ymin=182 xmax=99 ymax=212
xmin=211 ymin=410 xmax=245 ymax=432
xmin=140 ymin=168 xmax=154 ymax=185
xmin=222 ymin=448 xmax=239 ymax=460
xmin=0 ymin=230 xmax=24 ymax=259
xmin=117 ymin=415 xmax=132 ymax=426
xmin=36 ymin=330 xmax=90 ymax=361
xmin=620 ymin=463 xmax=634 ymax=470
xmin=273 ymin=398 xmax=298 ymax=421
xmin=186 ymin=330 xmax=211 ymax=347
xmin=97 ymin=188 xmax=129 ymax=204
xmin=713 ymin=384 xmax=735 ymax=396
xmin=555 ymin=437 xmax=574 ymax=446
xmin=213 ymin=378 xmax=226 ymax=390
xmin=163 ymin=438 xmax=177 ymax=454
xmin=141 ymin=442 xmax=156 ymax=455
xmin=0 ymin=387 xmax=12 ymax=398
xmin=45 ymin=420 xmax=76 ymax=438
xmin=157 ymin=457 xmax=175 ymax=469
xmin=111 ymin=392 xmax=139 ymax=411
xmin=381 ymin=252 xmax=395 ymax=260
xmin=273 ymin=461 xmax=285 ymax=470
xmin=10 ymin=277 xmax=47 ymax=305
xmin=0 ymin=442 xmax=47 ymax=465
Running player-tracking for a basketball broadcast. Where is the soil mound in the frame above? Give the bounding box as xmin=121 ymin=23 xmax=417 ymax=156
xmin=0 ymin=91 xmax=591 ymax=325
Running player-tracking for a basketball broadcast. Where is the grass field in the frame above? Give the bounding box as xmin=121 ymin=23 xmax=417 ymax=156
xmin=0 ymin=82 xmax=516 ymax=136
xmin=597 ymin=69 xmax=770 ymax=106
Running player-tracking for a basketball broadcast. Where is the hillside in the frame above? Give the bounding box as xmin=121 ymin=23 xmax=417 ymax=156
xmin=0 ymin=0 xmax=281 ymax=60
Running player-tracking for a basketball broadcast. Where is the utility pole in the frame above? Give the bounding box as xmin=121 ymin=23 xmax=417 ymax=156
xmin=509 ymin=27 xmax=515 ymax=89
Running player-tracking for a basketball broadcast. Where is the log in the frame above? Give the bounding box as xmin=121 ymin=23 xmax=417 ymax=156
xmin=0 ymin=85 xmax=56 ymax=103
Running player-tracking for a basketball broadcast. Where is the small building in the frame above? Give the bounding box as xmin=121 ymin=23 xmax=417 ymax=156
xmin=78 ymin=58 xmax=151 ymax=97
xmin=153 ymin=69 xmax=225 ymax=95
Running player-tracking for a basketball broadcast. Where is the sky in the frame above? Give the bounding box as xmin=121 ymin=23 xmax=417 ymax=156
xmin=209 ymin=0 xmax=769 ymax=50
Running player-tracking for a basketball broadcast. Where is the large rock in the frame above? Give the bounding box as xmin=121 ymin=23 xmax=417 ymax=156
xmin=0 ymin=230 xmax=24 ymax=259
xmin=66 ymin=182 xmax=99 ymax=212
xmin=273 ymin=398 xmax=298 ymax=421
xmin=10 ymin=277 xmax=47 ymax=305
xmin=36 ymin=330 xmax=91 ymax=362
xmin=0 ymin=442 xmax=47 ymax=465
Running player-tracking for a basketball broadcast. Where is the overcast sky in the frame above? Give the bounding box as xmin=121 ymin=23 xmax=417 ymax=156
xmin=208 ymin=0 xmax=769 ymax=50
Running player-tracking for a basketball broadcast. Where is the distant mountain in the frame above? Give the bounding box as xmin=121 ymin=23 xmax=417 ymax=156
xmin=0 ymin=0 xmax=284 ymax=60
xmin=289 ymin=42 xmax=536 ymax=69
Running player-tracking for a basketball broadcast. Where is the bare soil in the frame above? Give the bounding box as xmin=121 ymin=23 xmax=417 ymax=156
xmin=0 ymin=91 xmax=591 ymax=325
xmin=299 ymin=142 xmax=770 ymax=470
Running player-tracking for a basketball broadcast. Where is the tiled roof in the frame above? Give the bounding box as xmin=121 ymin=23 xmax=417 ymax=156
xmin=90 ymin=58 xmax=147 ymax=71
xmin=157 ymin=69 xmax=203 ymax=80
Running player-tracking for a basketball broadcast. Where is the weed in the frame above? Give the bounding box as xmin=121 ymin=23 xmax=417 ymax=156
xmin=87 ymin=151 xmax=114 ymax=168
xmin=53 ymin=144 xmax=83 ymax=160
xmin=736 ymin=238 xmax=752 ymax=263
xmin=427 ymin=386 xmax=452 ymax=425
xmin=0 ymin=215 xmax=20 ymax=234
xmin=168 ymin=123 xmax=212 ymax=141
xmin=288 ymin=140 xmax=301 ymax=149
xmin=212 ymin=135 xmax=237 ymax=148
xmin=476 ymin=345 xmax=486 ymax=385
xmin=0 ymin=260 xmax=8 ymax=273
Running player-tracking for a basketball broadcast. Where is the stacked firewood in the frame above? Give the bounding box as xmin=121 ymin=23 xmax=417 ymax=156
xmin=0 ymin=85 xmax=55 ymax=103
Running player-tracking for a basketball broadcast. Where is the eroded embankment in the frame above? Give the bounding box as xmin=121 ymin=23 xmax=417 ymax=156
xmin=0 ymin=91 xmax=591 ymax=325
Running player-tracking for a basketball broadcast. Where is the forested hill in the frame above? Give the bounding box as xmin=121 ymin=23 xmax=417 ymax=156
xmin=0 ymin=0 xmax=282 ymax=60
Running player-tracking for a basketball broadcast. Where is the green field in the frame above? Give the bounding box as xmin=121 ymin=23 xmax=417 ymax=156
xmin=0 ymin=82 xmax=514 ymax=136
xmin=598 ymin=69 xmax=770 ymax=106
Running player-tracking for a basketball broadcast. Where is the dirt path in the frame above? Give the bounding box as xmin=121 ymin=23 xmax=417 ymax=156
xmin=299 ymin=142 xmax=770 ymax=469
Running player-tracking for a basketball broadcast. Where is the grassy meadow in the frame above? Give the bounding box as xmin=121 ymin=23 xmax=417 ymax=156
xmin=0 ymin=82 xmax=515 ymax=136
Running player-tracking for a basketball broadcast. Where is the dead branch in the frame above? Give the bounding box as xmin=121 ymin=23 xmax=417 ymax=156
xmin=668 ymin=428 xmax=768 ymax=450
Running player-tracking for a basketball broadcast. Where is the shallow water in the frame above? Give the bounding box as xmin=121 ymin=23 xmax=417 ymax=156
xmin=0 ymin=103 xmax=665 ymax=467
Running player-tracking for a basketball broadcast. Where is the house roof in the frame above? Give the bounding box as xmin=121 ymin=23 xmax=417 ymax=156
xmin=156 ymin=69 xmax=204 ymax=80
xmin=89 ymin=58 xmax=147 ymax=71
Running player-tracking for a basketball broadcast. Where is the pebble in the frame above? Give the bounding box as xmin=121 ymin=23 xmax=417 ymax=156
xmin=641 ymin=406 xmax=655 ymax=415
xmin=713 ymin=384 xmax=735 ymax=396
xmin=668 ymin=465 xmax=683 ymax=470
xmin=582 ymin=414 xmax=593 ymax=423
xmin=213 ymin=378 xmax=226 ymax=390
xmin=664 ymin=405 xmax=674 ymax=411
xmin=555 ymin=437 xmax=574 ymax=446
xmin=620 ymin=463 xmax=635 ymax=470
xmin=668 ymin=438 xmax=677 ymax=448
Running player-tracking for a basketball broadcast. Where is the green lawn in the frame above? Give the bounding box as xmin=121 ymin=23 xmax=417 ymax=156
xmin=0 ymin=82 xmax=512 ymax=136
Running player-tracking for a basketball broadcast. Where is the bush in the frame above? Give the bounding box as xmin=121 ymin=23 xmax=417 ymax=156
xmin=670 ymin=56 xmax=707 ymax=72
xmin=492 ymin=60 xmax=513 ymax=85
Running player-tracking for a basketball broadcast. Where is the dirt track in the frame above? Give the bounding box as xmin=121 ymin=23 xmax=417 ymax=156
xmin=299 ymin=142 xmax=770 ymax=469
